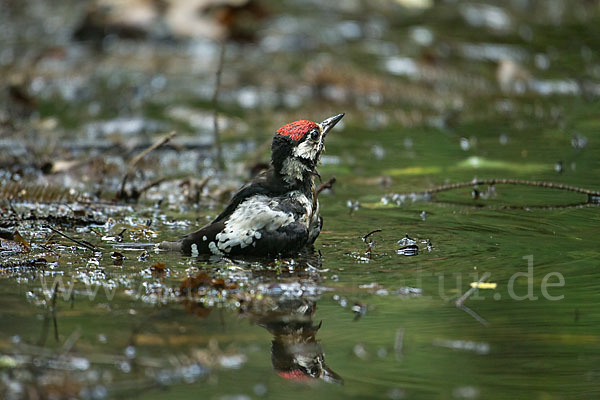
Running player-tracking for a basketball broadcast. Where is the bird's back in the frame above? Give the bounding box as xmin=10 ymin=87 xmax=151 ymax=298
xmin=163 ymin=168 xmax=320 ymax=256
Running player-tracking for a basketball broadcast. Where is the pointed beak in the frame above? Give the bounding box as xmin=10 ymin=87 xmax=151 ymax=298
xmin=319 ymin=113 xmax=345 ymax=136
xmin=320 ymin=364 xmax=344 ymax=385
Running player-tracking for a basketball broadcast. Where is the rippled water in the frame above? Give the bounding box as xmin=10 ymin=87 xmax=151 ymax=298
xmin=1 ymin=0 xmax=600 ymax=399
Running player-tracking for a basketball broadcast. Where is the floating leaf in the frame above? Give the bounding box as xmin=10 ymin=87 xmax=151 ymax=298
xmin=469 ymin=282 xmax=497 ymax=289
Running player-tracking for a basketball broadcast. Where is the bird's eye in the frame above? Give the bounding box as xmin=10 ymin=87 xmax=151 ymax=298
xmin=310 ymin=130 xmax=320 ymax=141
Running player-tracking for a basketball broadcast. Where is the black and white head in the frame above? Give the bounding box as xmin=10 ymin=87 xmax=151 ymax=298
xmin=271 ymin=113 xmax=344 ymax=186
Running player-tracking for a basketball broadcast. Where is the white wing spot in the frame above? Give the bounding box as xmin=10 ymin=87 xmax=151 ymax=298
xmin=214 ymin=195 xmax=295 ymax=252
xmin=208 ymin=241 xmax=223 ymax=255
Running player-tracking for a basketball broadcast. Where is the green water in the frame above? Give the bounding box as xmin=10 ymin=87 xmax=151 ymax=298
xmin=2 ymin=0 xmax=600 ymax=399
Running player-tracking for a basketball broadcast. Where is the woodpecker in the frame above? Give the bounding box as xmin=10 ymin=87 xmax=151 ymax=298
xmin=260 ymin=298 xmax=342 ymax=384
xmin=161 ymin=113 xmax=344 ymax=257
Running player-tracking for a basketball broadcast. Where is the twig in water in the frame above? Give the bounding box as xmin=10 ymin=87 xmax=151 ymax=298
xmin=425 ymin=178 xmax=600 ymax=197
xmin=117 ymin=130 xmax=176 ymax=200
xmin=459 ymin=304 xmax=490 ymax=327
xmin=212 ymin=41 xmax=226 ymax=170
xmin=136 ymin=176 xmax=168 ymax=196
xmin=394 ymin=328 xmax=404 ymax=360
xmin=362 ymin=229 xmax=382 ymax=242
xmin=9 ymin=202 xmax=22 ymax=222
xmin=317 ymin=177 xmax=337 ymax=195
xmin=128 ymin=131 xmax=177 ymax=170
xmin=455 ymin=272 xmax=491 ymax=307
xmin=61 ymin=328 xmax=82 ymax=356
xmin=51 ymin=281 xmax=59 ymax=342
xmin=39 ymin=281 xmax=60 ymax=346
xmin=46 ymin=225 xmax=98 ymax=251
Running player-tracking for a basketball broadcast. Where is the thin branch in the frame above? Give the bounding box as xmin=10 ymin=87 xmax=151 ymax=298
xmin=362 ymin=229 xmax=382 ymax=242
xmin=118 ymin=131 xmax=176 ymax=199
xmin=425 ymin=178 xmax=600 ymax=197
xmin=317 ymin=177 xmax=337 ymax=195
xmin=394 ymin=328 xmax=404 ymax=360
xmin=455 ymin=272 xmax=491 ymax=307
xmin=136 ymin=176 xmax=168 ymax=196
xmin=128 ymin=131 xmax=177 ymax=170
xmin=212 ymin=41 xmax=226 ymax=170
xmin=458 ymin=304 xmax=490 ymax=327
xmin=51 ymin=281 xmax=59 ymax=342
xmin=46 ymin=225 xmax=98 ymax=251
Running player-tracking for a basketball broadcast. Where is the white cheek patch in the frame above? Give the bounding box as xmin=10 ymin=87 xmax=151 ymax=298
xmin=212 ymin=195 xmax=295 ymax=254
xmin=293 ymin=139 xmax=320 ymax=160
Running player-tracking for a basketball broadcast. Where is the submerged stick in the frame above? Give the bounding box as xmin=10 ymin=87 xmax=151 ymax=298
xmin=394 ymin=328 xmax=404 ymax=360
xmin=46 ymin=225 xmax=98 ymax=251
xmin=455 ymin=272 xmax=491 ymax=307
xmin=362 ymin=229 xmax=382 ymax=242
xmin=118 ymin=131 xmax=176 ymax=200
xmin=136 ymin=176 xmax=168 ymax=197
xmin=129 ymin=131 xmax=177 ymax=170
xmin=425 ymin=178 xmax=600 ymax=197
xmin=455 ymin=273 xmax=492 ymax=326
xmin=317 ymin=177 xmax=337 ymax=195
xmin=458 ymin=304 xmax=490 ymax=327
xmin=212 ymin=41 xmax=226 ymax=170
xmin=52 ymin=281 xmax=59 ymax=342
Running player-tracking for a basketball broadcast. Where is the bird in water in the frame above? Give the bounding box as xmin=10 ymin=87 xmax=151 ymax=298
xmin=160 ymin=113 xmax=345 ymax=257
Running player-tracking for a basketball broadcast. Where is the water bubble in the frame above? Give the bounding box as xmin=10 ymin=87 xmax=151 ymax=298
xmin=410 ymin=26 xmax=434 ymax=46
xmin=460 ymin=137 xmax=470 ymax=151
xmin=253 ymin=383 xmax=268 ymax=397
xmin=534 ymin=53 xmax=550 ymax=70
xmin=119 ymin=361 xmax=131 ymax=373
xmin=384 ymin=57 xmax=419 ymax=78
xmin=371 ymin=144 xmax=385 ymax=160
xmin=452 ymin=386 xmax=480 ymax=399
xmin=353 ymin=343 xmax=369 ymax=360
xmin=124 ymin=345 xmax=136 ymax=359
xmin=571 ymin=133 xmax=588 ymax=150
xmin=388 ymin=388 xmax=406 ymax=400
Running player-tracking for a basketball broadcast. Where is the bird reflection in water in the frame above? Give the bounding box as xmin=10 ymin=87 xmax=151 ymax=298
xmin=178 ymin=260 xmax=343 ymax=384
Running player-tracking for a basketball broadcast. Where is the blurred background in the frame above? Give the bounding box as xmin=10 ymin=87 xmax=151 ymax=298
xmin=1 ymin=1 xmax=600 ymax=399
xmin=1 ymin=0 xmax=599 ymax=197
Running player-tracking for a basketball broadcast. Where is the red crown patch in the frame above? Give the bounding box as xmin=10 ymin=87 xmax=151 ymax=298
xmin=276 ymin=120 xmax=318 ymax=141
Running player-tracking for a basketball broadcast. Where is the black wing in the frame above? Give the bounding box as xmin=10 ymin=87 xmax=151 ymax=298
xmin=213 ymin=168 xmax=287 ymax=223
xmin=178 ymin=220 xmax=226 ymax=255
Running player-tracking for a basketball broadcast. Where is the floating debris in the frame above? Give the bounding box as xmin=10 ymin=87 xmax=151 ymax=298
xmin=397 ymin=245 xmax=418 ymax=256
xmin=469 ymin=281 xmax=497 ymax=289
xmin=351 ymin=302 xmax=368 ymax=321
xmin=571 ymin=133 xmax=588 ymax=150
xmin=393 ymin=287 xmax=423 ymax=297
xmin=432 ymin=338 xmax=490 ymax=355
xmin=347 ymin=200 xmax=360 ymax=213
xmin=397 ymin=235 xmax=416 ymax=246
